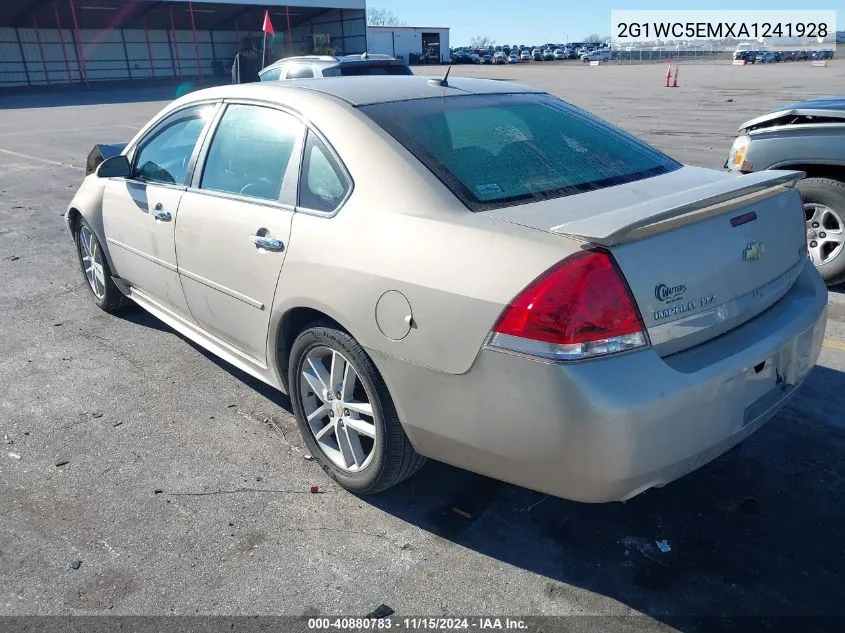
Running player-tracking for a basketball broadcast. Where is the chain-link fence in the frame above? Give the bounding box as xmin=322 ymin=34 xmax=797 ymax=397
xmin=609 ymin=49 xmax=733 ymax=64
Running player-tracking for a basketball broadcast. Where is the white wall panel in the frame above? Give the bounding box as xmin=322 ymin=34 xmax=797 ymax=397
xmin=1 ymin=5 xmax=372 ymax=87
xmin=123 ymin=29 xmax=174 ymax=79
xmin=16 ymin=28 xmax=80 ymax=85
xmin=0 ymin=29 xmax=27 ymax=87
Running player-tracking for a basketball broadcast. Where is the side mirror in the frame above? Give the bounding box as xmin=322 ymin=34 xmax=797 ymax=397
xmin=97 ymin=155 xmax=131 ymax=179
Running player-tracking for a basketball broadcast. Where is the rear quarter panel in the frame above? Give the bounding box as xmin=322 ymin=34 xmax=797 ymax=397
xmin=269 ymin=99 xmax=580 ymax=376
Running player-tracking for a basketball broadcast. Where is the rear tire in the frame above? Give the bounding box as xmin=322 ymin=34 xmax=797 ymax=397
xmin=796 ymin=177 xmax=845 ymax=286
xmin=74 ymin=218 xmax=129 ymax=313
xmin=288 ymin=321 xmax=426 ymax=494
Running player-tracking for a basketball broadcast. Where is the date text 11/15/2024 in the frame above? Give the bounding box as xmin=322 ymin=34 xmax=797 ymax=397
xmin=308 ymin=617 xmax=529 ymax=630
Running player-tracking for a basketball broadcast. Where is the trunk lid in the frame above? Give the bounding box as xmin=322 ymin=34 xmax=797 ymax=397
xmin=485 ymin=167 xmax=809 ymax=355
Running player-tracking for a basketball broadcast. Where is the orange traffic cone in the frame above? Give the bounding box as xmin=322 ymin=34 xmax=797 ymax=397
xmin=672 ymin=66 xmax=679 ymax=87
xmin=665 ymin=65 xmax=671 ymax=87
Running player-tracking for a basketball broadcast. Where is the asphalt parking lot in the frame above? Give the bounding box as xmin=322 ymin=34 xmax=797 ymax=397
xmin=1 ymin=61 xmax=845 ymax=628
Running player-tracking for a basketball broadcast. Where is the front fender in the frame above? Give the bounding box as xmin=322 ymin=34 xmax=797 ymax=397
xmin=66 ymin=176 xmax=121 ymax=277
xmin=745 ymin=127 xmax=845 ymax=172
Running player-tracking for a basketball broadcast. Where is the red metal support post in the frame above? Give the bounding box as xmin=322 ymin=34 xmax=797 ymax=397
xmin=53 ymin=2 xmax=73 ymax=84
xmin=67 ymin=0 xmax=89 ymax=87
xmin=30 ymin=17 xmax=50 ymax=86
xmin=143 ymin=17 xmax=156 ymax=79
xmin=169 ymin=7 xmax=183 ymax=80
xmin=187 ymin=1 xmax=203 ymax=84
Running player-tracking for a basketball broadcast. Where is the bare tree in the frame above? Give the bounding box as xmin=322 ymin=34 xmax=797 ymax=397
xmin=469 ymin=35 xmax=495 ymax=49
xmin=585 ymin=33 xmax=602 ymax=43
xmin=367 ymin=8 xmax=406 ymax=27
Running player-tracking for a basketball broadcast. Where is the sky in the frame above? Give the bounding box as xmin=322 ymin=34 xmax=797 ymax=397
xmin=372 ymin=1 xmax=841 ymax=47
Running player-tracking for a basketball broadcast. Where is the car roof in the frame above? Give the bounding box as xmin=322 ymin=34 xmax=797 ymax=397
xmin=262 ymin=53 xmax=402 ymax=72
xmin=182 ymin=76 xmax=544 ymax=108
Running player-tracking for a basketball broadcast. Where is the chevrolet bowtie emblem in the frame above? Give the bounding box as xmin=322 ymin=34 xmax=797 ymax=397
xmin=743 ymin=241 xmax=765 ymax=262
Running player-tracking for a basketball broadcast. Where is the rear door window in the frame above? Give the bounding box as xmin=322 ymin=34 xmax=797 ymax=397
xmin=298 ymin=133 xmax=350 ymax=213
xmin=260 ymin=66 xmax=282 ymax=81
xmin=199 ymin=104 xmax=305 ymax=203
xmin=286 ymin=65 xmax=314 ymax=79
xmin=323 ymin=64 xmax=413 ymax=77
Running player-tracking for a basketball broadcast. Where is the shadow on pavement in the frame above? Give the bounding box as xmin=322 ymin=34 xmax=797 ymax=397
xmin=118 ymin=304 xmax=845 ymax=629
xmin=0 ymin=80 xmax=227 ymax=110
xmin=117 ymin=304 xmax=291 ymax=410
xmin=115 ymin=303 xmax=170 ymax=333
xmin=366 ymin=364 xmax=845 ymax=630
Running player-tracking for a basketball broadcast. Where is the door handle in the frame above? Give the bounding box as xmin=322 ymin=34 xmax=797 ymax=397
xmin=250 ymin=234 xmax=285 ymax=252
xmin=152 ymin=204 xmax=171 ymax=222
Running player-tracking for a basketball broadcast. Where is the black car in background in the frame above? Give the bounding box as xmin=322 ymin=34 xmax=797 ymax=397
xmin=450 ymin=50 xmax=474 ymax=64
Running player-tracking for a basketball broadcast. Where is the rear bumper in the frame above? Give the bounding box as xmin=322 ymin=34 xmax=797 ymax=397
xmin=373 ymin=263 xmax=828 ymax=502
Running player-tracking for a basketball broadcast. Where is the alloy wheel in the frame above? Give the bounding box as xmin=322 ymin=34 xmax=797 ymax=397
xmin=299 ymin=346 xmax=377 ymax=472
xmin=79 ymin=225 xmax=106 ymax=300
xmin=804 ymin=202 xmax=844 ymax=267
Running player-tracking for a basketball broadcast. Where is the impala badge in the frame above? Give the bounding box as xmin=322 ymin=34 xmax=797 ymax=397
xmin=743 ymin=241 xmax=765 ymax=262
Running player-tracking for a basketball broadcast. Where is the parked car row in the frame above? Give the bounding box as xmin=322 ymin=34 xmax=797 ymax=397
xmin=451 ymin=42 xmax=610 ymax=64
xmin=457 ymin=45 xmax=834 ymax=66
xmin=734 ymin=49 xmax=835 ymax=64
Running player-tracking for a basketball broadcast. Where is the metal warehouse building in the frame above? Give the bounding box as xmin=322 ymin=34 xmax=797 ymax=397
xmin=0 ymin=0 xmax=366 ymax=88
xmin=367 ymin=25 xmax=449 ymax=64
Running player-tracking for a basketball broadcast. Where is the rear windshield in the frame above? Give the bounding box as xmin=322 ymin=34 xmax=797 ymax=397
xmin=359 ymin=93 xmax=680 ymax=210
xmin=324 ymin=63 xmax=413 ymax=77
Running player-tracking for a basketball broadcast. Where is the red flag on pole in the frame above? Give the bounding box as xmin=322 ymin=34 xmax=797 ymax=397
xmin=262 ymin=10 xmax=275 ymax=36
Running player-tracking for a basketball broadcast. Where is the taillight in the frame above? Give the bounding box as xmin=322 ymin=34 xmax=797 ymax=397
xmin=488 ymin=250 xmax=648 ymax=361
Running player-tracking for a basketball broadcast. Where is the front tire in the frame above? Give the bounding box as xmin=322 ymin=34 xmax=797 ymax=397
xmin=288 ymin=321 xmax=426 ymax=494
xmin=797 ymin=177 xmax=845 ymax=286
xmin=74 ymin=218 xmax=129 ymax=312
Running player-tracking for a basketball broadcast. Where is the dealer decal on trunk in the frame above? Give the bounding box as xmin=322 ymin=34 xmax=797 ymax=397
xmin=653 ymin=282 xmax=716 ymax=321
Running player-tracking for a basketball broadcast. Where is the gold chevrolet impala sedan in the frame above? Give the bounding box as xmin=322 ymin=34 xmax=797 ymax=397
xmin=66 ymin=76 xmax=827 ymax=502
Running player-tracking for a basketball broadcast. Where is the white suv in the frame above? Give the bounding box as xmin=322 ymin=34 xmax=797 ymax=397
xmin=259 ymin=53 xmax=413 ymax=81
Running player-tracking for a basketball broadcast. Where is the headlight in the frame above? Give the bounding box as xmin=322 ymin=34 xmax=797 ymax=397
xmin=727 ymin=135 xmax=753 ymax=172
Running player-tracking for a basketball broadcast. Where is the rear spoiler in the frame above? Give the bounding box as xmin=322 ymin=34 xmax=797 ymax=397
xmin=551 ymin=170 xmax=805 ymax=247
